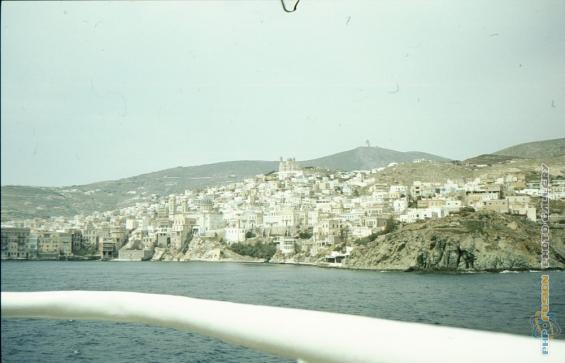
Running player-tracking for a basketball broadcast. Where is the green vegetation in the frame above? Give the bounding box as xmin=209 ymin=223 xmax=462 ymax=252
xmin=228 ymin=242 xmax=277 ymax=260
xmin=462 ymin=219 xmax=485 ymax=233
xmin=457 ymin=206 xmax=476 ymax=214
xmin=531 ymin=197 xmax=565 ymax=219
xmin=73 ymin=244 xmax=98 ymax=256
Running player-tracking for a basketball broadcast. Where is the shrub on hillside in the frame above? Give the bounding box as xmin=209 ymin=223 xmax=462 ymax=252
xmin=228 ymin=242 xmax=276 ymax=260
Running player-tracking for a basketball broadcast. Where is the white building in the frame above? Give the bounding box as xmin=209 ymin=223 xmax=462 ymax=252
xmin=393 ymin=199 xmax=408 ymax=214
xmin=171 ymin=215 xmax=193 ymax=250
xmin=225 ymin=224 xmax=246 ymax=244
xmin=278 ymin=157 xmax=303 ymax=180
xmin=194 ymin=210 xmax=224 ymax=236
xmin=351 ymin=226 xmax=372 ymax=239
xmin=276 ymin=237 xmax=296 ymax=254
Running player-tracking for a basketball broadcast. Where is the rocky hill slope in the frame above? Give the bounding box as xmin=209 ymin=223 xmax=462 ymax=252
xmin=154 ymin=237 xmax=263 ymax=263
xmin=345 ymin=211 xmax=565 ymax=271
xmin=1 ymin=160 xmax=278 ymax=221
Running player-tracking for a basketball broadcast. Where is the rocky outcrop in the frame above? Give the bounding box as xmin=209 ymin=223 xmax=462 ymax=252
xmin=143 ymin=212 xmax=565 ymax=272
xmin=269 ymin=250 xmax=327 ymax=265
xmin=345 ymin=211 xmax=565 ymax=271
xmin=155 ymin=237 xmax=263 ymax=263
xmin=151 ymin=247 xmax=166 ymax=261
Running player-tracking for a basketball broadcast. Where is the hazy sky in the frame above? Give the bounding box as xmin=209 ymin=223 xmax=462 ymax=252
xmin=2 ymin=0 xmax=564 ymax=187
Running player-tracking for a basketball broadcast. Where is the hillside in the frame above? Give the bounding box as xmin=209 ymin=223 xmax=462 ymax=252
xmin=304 ymin=146 xmax=449 ymax=171
xmin=463 ymin=154 xmax=523 ymax=166
xmin=345 ymin=210 xmax=565 ymax=271
xmin=494 ymin=138 xmax=565 ymax=159
xmin=4 ymin=140 xmax=564 ymax=222
xmin=1 ymin=146 xmax=448 ymax=221
xmin=1 ymin=161 xmax=277 ymax=221
xmin=369 ymin=161 xmax=473 ymax=185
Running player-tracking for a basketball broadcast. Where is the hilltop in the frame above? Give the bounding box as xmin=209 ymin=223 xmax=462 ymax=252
xmin=303 ymin=146 xmax=449 ymax=171
xmin=493 ymin=138 xmax=565 ymax=159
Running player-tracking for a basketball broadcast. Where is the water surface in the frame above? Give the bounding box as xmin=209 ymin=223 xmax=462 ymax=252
xmin=2 ymin=261 xmax=563 ymax=362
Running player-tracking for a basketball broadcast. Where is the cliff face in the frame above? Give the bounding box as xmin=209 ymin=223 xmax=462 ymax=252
xmin=156 ymin=237 xmax=263 ymax=263
xmin=269 ymin=250 xmax=327 ymax=265
xmin=345 ymin=211 xmax=565 ymax=271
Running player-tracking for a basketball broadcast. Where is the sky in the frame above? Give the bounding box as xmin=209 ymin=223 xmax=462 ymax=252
xmin=2 ymin=0 xmax=565 ymax=187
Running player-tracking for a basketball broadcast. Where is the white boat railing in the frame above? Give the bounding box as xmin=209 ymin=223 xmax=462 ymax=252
xmin=2 ymin=291 xmax=564 ymax=363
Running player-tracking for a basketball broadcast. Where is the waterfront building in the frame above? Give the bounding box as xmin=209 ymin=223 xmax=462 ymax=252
xmin=118 ymin=247 xmax=153 ymax=261
xmin=27 ymin=233 xmax=39 ymax=259
xmin=1 ymin=227 xmax=31 ymax=259
xmin=36 ymin=231 xmax=72 ymax=258
xmin=70 ymin=230 xmax=83 ymax=254
xmin=276 ymin=237 xmax=296 ymax=254
xmin=171 ymin=215 xmax=194 ymax=250
xmin=155 ymin=207 xmax=171 ymax=247
xmin=225 ymin=224 xmax=246 ymax=244
xmin=101 ymin=239 xmax=117 ymax=259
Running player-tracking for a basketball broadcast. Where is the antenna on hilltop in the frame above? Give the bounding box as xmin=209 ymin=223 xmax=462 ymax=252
xmin=366 ymin=140 xmax=371 ymax=148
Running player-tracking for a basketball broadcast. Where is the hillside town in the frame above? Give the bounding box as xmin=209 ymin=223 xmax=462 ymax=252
xmin=2 ymin=157 xmax=564 ymax=263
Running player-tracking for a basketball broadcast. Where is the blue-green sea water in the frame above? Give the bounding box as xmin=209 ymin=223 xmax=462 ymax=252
xmin=1 ymin=261 xmax=563 ymax=362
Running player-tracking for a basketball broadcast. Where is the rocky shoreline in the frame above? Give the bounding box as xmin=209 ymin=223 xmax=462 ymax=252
xmin=10 ymin=256 xmax=564 ymax=274
xmin=10 ymin=211 xmax=565 ymax=273
xmin=343 ymin=211 xmax=565 ymax=272
xmin=268 ymin=211 xmax=565 ymax=272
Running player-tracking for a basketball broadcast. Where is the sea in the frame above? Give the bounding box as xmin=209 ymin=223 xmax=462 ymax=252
xmin=1 ymin=261 xmax=564 ymax=362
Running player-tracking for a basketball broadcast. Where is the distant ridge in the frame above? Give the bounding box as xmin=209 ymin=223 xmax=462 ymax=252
xmin=1 ymin=160 xmax=278 ymax=221
xmin=493 ymin=138 xmax=565 ymax=159
xmin=304 ymin=146 xmax=449 ymax=171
